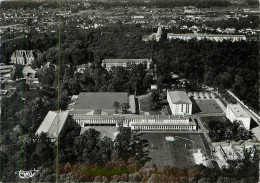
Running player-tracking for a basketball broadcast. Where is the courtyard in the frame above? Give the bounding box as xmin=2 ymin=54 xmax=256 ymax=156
xmin=141 ymin=133 xmax=212 ymax=168
xmin=194 ymin=99 xmax=223 ymax=114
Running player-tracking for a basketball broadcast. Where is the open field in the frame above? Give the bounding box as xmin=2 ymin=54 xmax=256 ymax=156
xmin=195 ymin=99 xmax=223 ymax=113
xmin=200 ymin=116 xmax=228 ymax=131
xmin=141 ymin=133 xmax=211 ymax=168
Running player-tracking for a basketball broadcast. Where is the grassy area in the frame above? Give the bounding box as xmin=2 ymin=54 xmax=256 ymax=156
xmin=195 ymin=99 xmax=223 ymax=113
xmin=141 ymin=133 xmax=211 ymax=168
xmin=139 ymin=94 xmax=162 ymax=114
xmin=139 ymin=95 xmax=152 ymax=111
xmin=200 ymin=116 xmax=228 ymax=131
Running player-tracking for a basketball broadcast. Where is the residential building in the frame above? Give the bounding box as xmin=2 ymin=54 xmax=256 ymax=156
xmin=167 ymin=90 xmax=192 ymax=115
xmin=101 ymin=58 xmax=152 ymax=71
xmin=226 ymin=104 xmax=251 ymax=130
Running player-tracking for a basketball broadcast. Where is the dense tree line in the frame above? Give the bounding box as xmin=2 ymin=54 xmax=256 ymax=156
xmin=0 ymin=124 xmax=150 ymax=181
xmin=203 ymin=16 xmax=260 ymax=29
xmin=92 ymin=0 xmax=231 ymax=8
xmin=14 ymin=24 xmax=257 ymax=111
xmin=208 ymin=120 xmax=253 ymax=142
xmin=1 ymin=1 xmax=44 ymax=10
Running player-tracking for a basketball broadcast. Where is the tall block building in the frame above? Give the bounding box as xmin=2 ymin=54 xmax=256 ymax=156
xmin=167 ymin=90 xmax=192 ymax=115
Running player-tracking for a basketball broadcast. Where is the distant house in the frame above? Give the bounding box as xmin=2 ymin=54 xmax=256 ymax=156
xmin=22 ymin=66 xmax=36 ymax=78
xmin=167 ymin=90 xmax=192 ymax=115
xmin=35 ymin=111 xmax=70 ymax=140
xmin=102 ymin=58 xmax=152 ymax=71
xmin=226 ymin=104 xmax=251 ymax=130
xmin=0 ymin=64 xmax=14 ymax=81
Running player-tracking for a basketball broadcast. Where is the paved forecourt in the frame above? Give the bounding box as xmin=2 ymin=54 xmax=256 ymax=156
xmin=141 ymin=133 xmax=212 ymax=168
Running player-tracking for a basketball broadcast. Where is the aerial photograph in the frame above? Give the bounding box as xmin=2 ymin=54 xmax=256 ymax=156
xmin=0 ymin=0 xmax=259 ymax=182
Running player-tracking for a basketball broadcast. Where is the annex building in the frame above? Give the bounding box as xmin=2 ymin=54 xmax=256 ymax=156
xmin=35 ymin=111 xmax=70 ymax=139
xmin=226 ymin=104 xmax=251 ymax=130
xmin=167 ymin=90 xmax=192 ymax=115
xmin=101 ymin=58 xmax=152 ymax=71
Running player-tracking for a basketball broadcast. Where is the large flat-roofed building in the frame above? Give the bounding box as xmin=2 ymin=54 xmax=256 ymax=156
xmin=35 ymin=111 xmax=70 ymax=139
xmin=101 ymin=58 xmax=152 ymax=71
xmin=167 ymin=90 xmax=192 ymax=115
xmin=167 ymin=33 xmax=246 ymax=42
xmin=226 ymin=104 xmax=251 ymax=130
xmin=71 ymin=92 xmax=131 ymax=115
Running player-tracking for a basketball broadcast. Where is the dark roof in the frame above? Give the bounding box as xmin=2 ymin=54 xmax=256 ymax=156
xmin=73 ymin=92 xmax=129 ymax=110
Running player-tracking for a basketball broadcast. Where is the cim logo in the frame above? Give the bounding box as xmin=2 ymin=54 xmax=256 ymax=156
xmin=15 ymin=169 xmax=39 ymax=179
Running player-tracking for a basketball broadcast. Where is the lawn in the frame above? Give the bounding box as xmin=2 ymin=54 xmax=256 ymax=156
xmin=200 ymin=116 xmax=228 ymax=131
xmin=139 ymin=94 xmax=152 ymax=111
xmin=195 ymin=99 xmax=223 ymax=114
xmin=139 ymin=94 xmax=162 ymax=114
xmin=141 ymin=133 xmax=211 ymax=168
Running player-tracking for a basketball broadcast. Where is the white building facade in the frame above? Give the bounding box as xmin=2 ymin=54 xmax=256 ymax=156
xmin=167 ymin=33 xmax=246 ymax=42
xmin=167 ymin=90 xmax=192 ymax=115
xmin=226 ymin=104 xmax=251 ymax=130
xmin=102 ymin=58 xmax=152 ymax=71
xmin=72 ymin=114 xmax=196 ymax=131
xmin=10 ymin=50 xmax=34 ymax=65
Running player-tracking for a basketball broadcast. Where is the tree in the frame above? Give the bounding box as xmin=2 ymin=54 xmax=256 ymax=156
xmin=121 ymin=103 xmax=130 ymax=114
xmin=150 ymin=90 xmax=160 ymax=110
xmin=113 ymin=101 xmax=120 ymax=114
xmin=11 ymin=64 xmax=24 ymax=80
xmin=113 ymin=127 xmax=132 ymax=161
